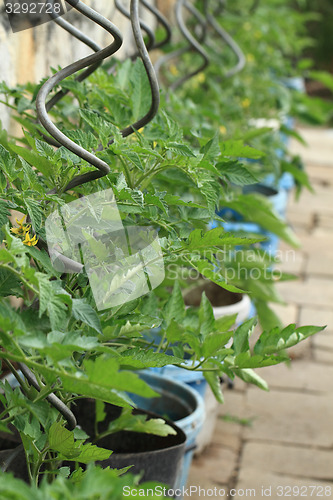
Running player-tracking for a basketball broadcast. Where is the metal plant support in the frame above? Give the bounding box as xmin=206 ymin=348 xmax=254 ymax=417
xmin=155 ymin=0 xmax=245 ymax=91
xmin=16 ymin=0 xmax=161 ymax=430
xmin=155 ymin=0 xmax=209 ymax=92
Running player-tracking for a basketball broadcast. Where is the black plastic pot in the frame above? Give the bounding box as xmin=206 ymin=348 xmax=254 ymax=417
xmin=0 ymin=429 xmax=29 ymax=482
xmin=71 ymin=400 xmax=186 ymax=488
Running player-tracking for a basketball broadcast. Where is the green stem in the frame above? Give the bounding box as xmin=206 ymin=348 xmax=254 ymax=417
xmin=0 ymin=264 xmax=39 ymax=296
xmin=119 ymin=158 xmax=133 ymax=188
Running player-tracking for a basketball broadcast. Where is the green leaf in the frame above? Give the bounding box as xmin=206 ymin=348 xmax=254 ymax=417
xmin=37 ymin=274 xmax=69 ymax=330
xmin=0 ymin=268 xmax=22 ymax=297
xmin=204 ymin=370 xmax=224 ymax=403
xmin=24 ymin=198 xmax=43 ymax=232
xmin=7 ymin=143 xmax=54 ymax=179
xmin=115 ymin=348 xmax=184 ymax=369
xmin=49 ymin=422 xmax=112 ymax=463
xmin=0 ymin=200 xmax=11 ymax=228
xmin=198 ymin=293 xmax=215 ymax=336
xmin=72 ymin=299 xmax=102 ymax=334
xmin=0 ymin=144 xmax=17 ymax=182
xmin=217 ymin=161 xmax=260 ymax=185
xmin=200 ymin=134 xmax=220 ymax=162
xmin=130 ymin=59 xmax=151 ymax=121
xmin=201 ymin=331 xmax=233 ymax=357
xmin=164 ymin=281 xmax=185 ymax=325
xmin=254 ymin=324 xmax=326 ymax=356
xmin=221 ymin=140 xmax=264 ymax=159
xmin=167 ymin=142 xmax=195 ymax=157
xmin=233 ymin=318 xmax=257 ymax=356
xmin=106 ymin=407 xmax=176 ymax=437
xmin=309 ymin=70 xmax=333 ymax=92
xmin=233 ymin=368 xmax=269 ymax=391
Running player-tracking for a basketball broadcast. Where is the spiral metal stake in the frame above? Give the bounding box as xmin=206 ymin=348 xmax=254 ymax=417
xmin=46 ymin=0 xmax=102 ymax=113
xmin=36 ymin=0 xmax=122 ymax=192
xmin=206 ymin=9 xmax=245 ymax=78
xmin=138 ymin=0 xmax=172 ymax=49
xmin=115 ymin=0 xmax=155 ymax=53
xmin=155 ymin=0 xmax=209 ymax=91
xmin=37 ymin=1 xmax=103 ymax=147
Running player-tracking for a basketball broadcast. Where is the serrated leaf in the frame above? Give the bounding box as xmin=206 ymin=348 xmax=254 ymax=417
xmin=204 ymin=370 xmax=224 ymax=403
xmin=233 ymin=368 xmax=269 ymax=391
xmin=198 ymin=292 xmax=215 ymax=336
xmin=217 ymin=161 xmax=260 ymax=185
xmin=130 ymin=59 xmax=151 ymax=121
xmin=167 ymin=142 xmax=195 ymax=157
xmin=233 ymin=318 xmax=257 ymax=356
xmin=107 ymin=408 xmax=176 ymax=437
xmin=24 ymin=198 xmax=43 ymax=232
xmin=164 ymin=281 xmax=185 ymax=325
xmin=200 ymin=134 xmax=220 ymax=162
xmin=0 ymin=269 xmax=22 ymax=297
xmin=72 ymin=299 xmax=102 ymax=334
xmin=221 ymin=140 xmax=264 ymax=159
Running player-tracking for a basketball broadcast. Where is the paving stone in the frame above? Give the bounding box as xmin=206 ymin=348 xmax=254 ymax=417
xmin=314 ymin=348 xmax=333 ymax=364
xmin=218 ymin=392 xmax=249 ymax=421
xmin=307 ymin=163 xmax=333 ymax=185
xmin=189 ymin=443 xmax=238 ymax=485
xmin=244 ymin=388 xmax=333 ymax=447
xmin=275 ymin=248 xmax=306 ymax=275
xmin=317 ymin=213 xmax=333 ymax=230
xmin=299 ymin=307 xmax=333 ymax=331
xmin=276 ymin=277 xmax=333 ymax=308
xmin=254 ymin=361 xmax=333 ymax=393
xmin=289 ymin=128 xmax=333 ymax=166
xmin=286 ymin=208 xmax=315 ymax=231
xmin=213 ymin=418 xmax=242 ymax=452
xmin=269 ymin=303 xmax=299 ymax=325
xmin=313 ymin=331 xmax=333 ymax=351
xmin=290 ymin=189 xmax=333 ymax=217
xmin=239 ymin=442 xmax=333 ymax=481
xmin=235 ymin=468 xmax=333 ymax=500
xmin=184 ymin=473 xmax=228 ymax=500
xmin=306 ymin=250 xmax=333 ymax=277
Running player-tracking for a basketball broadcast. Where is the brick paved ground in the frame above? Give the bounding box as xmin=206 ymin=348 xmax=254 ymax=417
xmin=187 ymin=127 xmax=333 ymax=499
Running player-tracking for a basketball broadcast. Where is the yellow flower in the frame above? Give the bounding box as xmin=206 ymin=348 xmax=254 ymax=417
xmin=241 ymin=98 xmax=251 ymax=109
xmin=169 ymin=64 xmax=179 ymax=77
xmin=10 ymin=215 xmax=31 ymax=236
xmin=219 ymin=125 xmax=227 ymax=135
xmin=197 ymin=72 xmax=205 ymax=83
xmin=246 ymin=53 xmax=255 ymax=63
xmin=243 ymin=22 xmax=252 ymax=31
xmin=22 ymin=233 xmax=38 ymax=247
xmin=254 ymin=30 xmax=262 ymax=40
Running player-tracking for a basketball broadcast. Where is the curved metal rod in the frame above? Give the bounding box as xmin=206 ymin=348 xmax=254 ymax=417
xmin=140 ymin=0 xmax=172 ymax=49
xmin=154 ymin=0 xmax=209 ymax=90
xmin=37 ymin=1 xmax=104 ymax=147
xmin=46 ymin=0 xmax=102 ymax=113
xmin=115 ymin=0 xmax=155 ymax=52
xmin=206 ymin=13 xmax=246 ymax=78
xmin=18 ymin=363 xmax=77 ymax=430
xmin=36 ymin=0 xmax=123 ymax=192
xmin=36 ymin=0 xmax=159 ymax=275
xmin=170 ymin=0 xmax=209 ymax=91
xmin=107 ymin=0 xmax=160 ymax=143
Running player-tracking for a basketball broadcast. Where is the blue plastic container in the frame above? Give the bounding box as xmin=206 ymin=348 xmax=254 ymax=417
xmin=242 ymin=183 xmax=288 ymax=219
xmin=129 ymin=371 xmax=205 ymax=491
xmin=151 ymin=363 xmax=207 ymax=399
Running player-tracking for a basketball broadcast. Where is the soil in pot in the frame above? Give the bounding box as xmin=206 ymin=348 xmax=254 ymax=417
xmin=71 ymin=399 xmax=186 ymax=488
xmin=0 ymin=412 xmax=29 ymax=482
xmin=184 ymin=280 xmax=242 ymax=308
